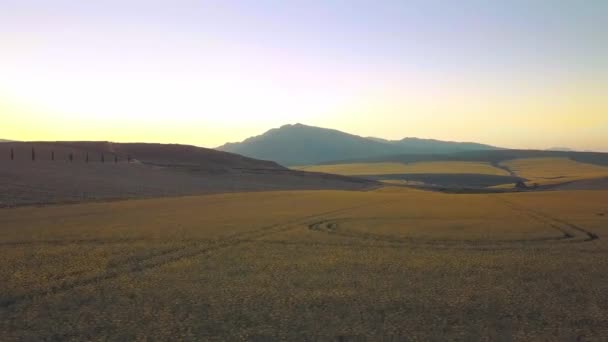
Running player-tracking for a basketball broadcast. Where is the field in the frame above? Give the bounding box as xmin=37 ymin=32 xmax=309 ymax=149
xmin=296 ymin=161 xmax=520 ymax=188
xmin=0 ymin=142 xmax=375 ymax=207
xmin=296 ymin=161 xmax=509 ymax=176
xmin=1 ymin=188 xmax=608 ymax=340
xmin=501 ymin=157 xmax=608 ymax=186
xmin=297 ymin=158 xmax=608 ymax=190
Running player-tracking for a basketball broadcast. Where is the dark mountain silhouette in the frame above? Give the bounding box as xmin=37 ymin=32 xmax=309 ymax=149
xmin=217 ymin=123 xmax=498 ymax=165
xmin=371 ymin=136 xmax=497 ymax=154
xmin=547 ymin=147 xmax=574 ymax=152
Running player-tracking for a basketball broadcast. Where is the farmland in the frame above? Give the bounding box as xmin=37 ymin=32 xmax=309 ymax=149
xmin=500 ymin=157 xmax=608 ymax=186
xmin=1 ymin=188 xmax=607 ymax=340
xmin=296 ymin=157 xmax=608 ymax=190
xmin=296 ymin=161 xmax=509 ymax=176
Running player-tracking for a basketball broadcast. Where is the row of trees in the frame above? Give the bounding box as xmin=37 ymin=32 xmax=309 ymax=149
xmin=8 ymin=148 xmax=132 ymax=163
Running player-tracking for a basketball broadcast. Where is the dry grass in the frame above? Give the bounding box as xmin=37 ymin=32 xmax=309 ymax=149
xmin=501 ymin=157 xmax=608 ymax=185
xmin=296 ymin=161 xmax=509 ymax=176
xmin=0 ymin=160 xmax=374 ymax=207
xmin=1 ymin=188 xmax=608 ymax=340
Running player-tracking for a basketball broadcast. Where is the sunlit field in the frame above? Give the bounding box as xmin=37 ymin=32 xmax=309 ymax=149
xmin=296 ymin=161 xmax=509 ymax=176
xmin=501 ymin=157 xmax=608 ymax=185
xmin=2 ymin=0 xmax=607 ymax=340
xmin=2 ymin=188 xmax=607 ymax=340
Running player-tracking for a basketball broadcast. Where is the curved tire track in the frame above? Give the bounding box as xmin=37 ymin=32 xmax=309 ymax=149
xmin=0 ymin=199 xmax=390 ymax=310
xmin=307 ymin=197 xmax=599 ymax=249
xmin=492 ymin=196 xmax=599 ymax=242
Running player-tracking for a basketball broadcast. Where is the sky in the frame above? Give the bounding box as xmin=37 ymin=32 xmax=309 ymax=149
xmin=1 ymin=0 xmax=607 ymax=151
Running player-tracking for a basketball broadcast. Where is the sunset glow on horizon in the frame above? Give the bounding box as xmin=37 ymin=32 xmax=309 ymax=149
xmin=1 ymin=1 xmax=607 ymax=151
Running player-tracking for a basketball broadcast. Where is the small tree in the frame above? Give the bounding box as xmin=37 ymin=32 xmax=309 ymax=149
xmin=69 ymin=153 xmax=73 ymax=162
xmin=86 ymin=152 xmax=89 ymax=163
xmin=51 ymin=151 xmax=55 ymax=161
xmin=127 ymin=155 xmax=131 ymax=163
xmin=101 ymin=154 xmax=105 ymax=163
xmin=114 ymin=155 xmax=118 ymax=163
xmin=10 ymin=148 xmax=14 ymax=160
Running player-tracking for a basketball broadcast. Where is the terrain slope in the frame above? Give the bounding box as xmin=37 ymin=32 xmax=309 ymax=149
xmin=305 ymin=150 xmax=608 ymax=189
xmin=0 ymin=142 xmax=375 ymax=206
xmin=296 ymin=161 xmax=523 ymax=188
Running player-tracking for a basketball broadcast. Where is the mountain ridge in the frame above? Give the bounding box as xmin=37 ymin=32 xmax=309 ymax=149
xmin=217 ymin=123 xmax=498 ymax=166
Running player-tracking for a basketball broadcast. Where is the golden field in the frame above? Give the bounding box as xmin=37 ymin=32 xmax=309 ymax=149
xmin=1 ymin=188 xmax=608 ymax=340
xmin=501 ymin=157 xmax=608 ymax=186
xmin=295 ymin=161 xmax=509 ymax=176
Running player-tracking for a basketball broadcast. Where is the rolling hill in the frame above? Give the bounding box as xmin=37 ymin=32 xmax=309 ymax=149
xmin=305 ymin=149 xmax=608 ymax=190
xmin=370 ymin=136 xmax=498 ymax=154
xmin=217 ymin=124 xmax=498 ymax=166
xmin=0 ymin=141 xmax=376 ymax=206
xmin=320 ymin=149 xmax=608 ymax=167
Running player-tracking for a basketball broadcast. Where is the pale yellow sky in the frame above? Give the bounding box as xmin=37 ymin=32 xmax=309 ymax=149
xmin=1 ymin=1 xmax=607 ymax=151
xmin=2 ymin=74 xmax=606 ymax=151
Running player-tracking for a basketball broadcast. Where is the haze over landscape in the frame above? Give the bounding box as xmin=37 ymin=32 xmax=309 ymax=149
xmin=2 ymin=1 xmax=607 ymax=151
xmin=2 ymin=1 xmax=608 ymax=340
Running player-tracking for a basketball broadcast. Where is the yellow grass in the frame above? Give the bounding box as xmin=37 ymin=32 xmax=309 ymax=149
xmin=295 ymin=161 xmax=509 ymax=176
xmin=501 ymin=157 xmax=608 ymax=185
xmin=1 ymin=189 xmax=608 ymax=339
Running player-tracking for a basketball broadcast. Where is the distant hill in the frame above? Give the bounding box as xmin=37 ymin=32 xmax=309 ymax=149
xmin=309 ymin=149 xmax=608 ymax=190
xmin=547 ymin=147 xmax=574 ymax=152
xmin=2 ymin=141 xmax=284 ymax=171
xmin=217 ymin=124 xmax=498 ymax=166
xmin=0 ymin=139 xmax=13 ymax=143
xmin=319 ymin=149 xmax=608 ymax=167
xmin=373 ymin=137 xmax=497 ymax=154
xmin=0 ymin=141 xmax=375 ymax=206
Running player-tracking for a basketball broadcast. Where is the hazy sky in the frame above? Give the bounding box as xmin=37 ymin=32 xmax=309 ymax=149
xmin=1 ymin=0 xmax=607 ymax=150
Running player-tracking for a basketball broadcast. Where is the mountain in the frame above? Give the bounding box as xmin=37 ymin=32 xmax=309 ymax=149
xmin=547 ymin=147 xmax=574 ymax=152
xmin=219 ymin=124 xmax=404 ymax=166
xmin=217 ymin=124 xmax=498 ymax=166
xmin=372 ymin=137 xmax=498 ymax=154
xmin=0 ymin=141 xmax=375 ymax=206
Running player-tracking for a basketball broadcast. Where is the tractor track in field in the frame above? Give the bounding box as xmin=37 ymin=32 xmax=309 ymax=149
xmin=251 ymin=238 xmax=607 ymax=253
xmin=0 ymin=237 xmax=222 ymax=247
xmin=0 ymin=200 xmax=390 ymax=310
xmin=305 ymin=196 xmax=599 ymax=249
xmin=306 ymin=219 xmax=580 ymax=249
xmin=0 ymin=237 xmax=150 ymax=247
xmin=2 ymin=196 xmax=599 ymax=310
xmin=491 ymin=196 xmax=599 ymax=242
xmin=248 ymin=239 xmax=567 ymax=252
xmin=308 ymin=218 xmax=573 ymax=247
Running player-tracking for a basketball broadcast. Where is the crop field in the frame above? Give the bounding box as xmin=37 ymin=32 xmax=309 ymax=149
xmin=1 ymin=188 xmax=608 ymax=340
xmin=296 ymin=161 xmax=509 ymax=176
xmin=501 ymin=157 xmax=608 ymax=186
